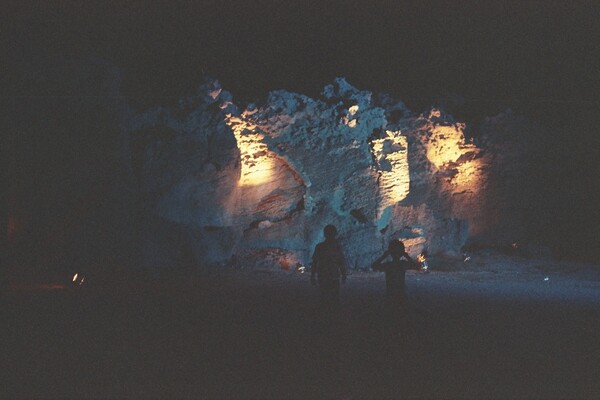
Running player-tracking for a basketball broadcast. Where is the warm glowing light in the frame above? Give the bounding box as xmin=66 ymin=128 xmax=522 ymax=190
xmin=348 ymin=105 xmax=359 ymax=115
xmin=417 ymin=254 xmax=429 ymax=272
xmin=425 ymin=124 xmax=471 ymax=168
xmin=423 ymin=119 xmax=483 ymax=190
xmin=453 ymin=159 xmax=482 ymax=187
xmin=226 ymin=114 xmax=275 ymax=187
xmin=72 ymin=273 xmax=78 ymax=282
xmin=371 ymin=130 xmax=410 ymax=209
xmin=237 ymin=135 xmax=275 ymax=186
xmin=278 ymin=253 xmax=302 ymax=270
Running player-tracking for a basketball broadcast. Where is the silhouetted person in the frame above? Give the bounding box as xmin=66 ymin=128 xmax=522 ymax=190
xmin=372 ymin=239 xmax=417 ymax=308
xmin=311 ymin=225 xmax=348 ymax=308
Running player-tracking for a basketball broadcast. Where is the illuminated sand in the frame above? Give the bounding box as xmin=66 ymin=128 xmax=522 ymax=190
xmin=3 ymin=255 xmax=599 ymax=399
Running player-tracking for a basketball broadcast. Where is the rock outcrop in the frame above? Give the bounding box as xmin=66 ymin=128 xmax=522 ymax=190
xmin=125 ymin=77 xmax=537 ymax=270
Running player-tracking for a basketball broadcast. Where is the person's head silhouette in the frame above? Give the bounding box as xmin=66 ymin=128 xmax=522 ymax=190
xmin=324 ymin=224 xmax=337 ymax=241
xmin=388 ymin=239 xmax=406 ymax=258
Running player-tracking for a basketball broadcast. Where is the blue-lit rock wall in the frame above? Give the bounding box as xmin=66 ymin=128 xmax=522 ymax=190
xmin=124 ymin=77 xmax=537 ymax=270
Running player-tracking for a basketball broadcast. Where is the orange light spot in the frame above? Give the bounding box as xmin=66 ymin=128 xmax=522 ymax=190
xmin=371 ymin=130 xmax=410 ymax=210
xmin=226 ymin=114 xmax=275 ymax=187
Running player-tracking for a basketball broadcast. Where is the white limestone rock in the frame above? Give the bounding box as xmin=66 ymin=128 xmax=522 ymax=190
xmin=123 ymin=78 xmax=534 ymax=270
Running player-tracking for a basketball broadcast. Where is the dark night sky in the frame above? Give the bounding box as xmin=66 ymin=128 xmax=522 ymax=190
xmin=5 ymin=0 xmax=599 ymax=108
xmin=3 ymin=0 xmax=600 ymax=262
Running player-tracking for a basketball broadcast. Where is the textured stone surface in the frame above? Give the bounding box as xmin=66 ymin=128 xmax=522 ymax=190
xmin=123 ymin=78 xmax=536 ymax=270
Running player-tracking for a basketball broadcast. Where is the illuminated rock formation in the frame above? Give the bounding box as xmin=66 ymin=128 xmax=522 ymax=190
xmin=125 ymin=81 xmax=242 ymax=265
xmin=225 ymin=112 xmax=305 ymax=227
xmin=370 ymin=130 xmax=410 ymax=214
xmin=124 ymin=78 xmax=535 ymax=269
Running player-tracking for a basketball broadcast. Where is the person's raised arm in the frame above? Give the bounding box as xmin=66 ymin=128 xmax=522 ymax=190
xmin=403 ymin=252 xmax=418 ymax=269
xmin=372 ymin=251 xmax=390 ymax=271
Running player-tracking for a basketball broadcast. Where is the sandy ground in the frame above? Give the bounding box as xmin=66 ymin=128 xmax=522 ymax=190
xmin=2 ymin=254 xmax=600 ymax=399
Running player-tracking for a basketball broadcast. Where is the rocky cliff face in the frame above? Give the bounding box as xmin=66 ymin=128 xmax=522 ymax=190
xmin=125 ymin=78 xmax=538 ymax=270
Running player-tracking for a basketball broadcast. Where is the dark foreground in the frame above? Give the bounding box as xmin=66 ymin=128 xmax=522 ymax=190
xmin=2 ymin=270 xmax=600 ymax=399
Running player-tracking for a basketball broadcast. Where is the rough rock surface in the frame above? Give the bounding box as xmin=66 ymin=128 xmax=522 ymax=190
xmin=124 ymin=78 xmax=537 ymax=270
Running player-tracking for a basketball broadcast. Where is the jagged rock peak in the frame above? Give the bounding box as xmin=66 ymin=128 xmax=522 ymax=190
xmin=322 ymin=77 xmax=372 ymax=109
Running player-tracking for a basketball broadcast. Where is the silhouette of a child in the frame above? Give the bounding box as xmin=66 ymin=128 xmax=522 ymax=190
xmin=372 ymin=239 xmax=417 ymax=305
